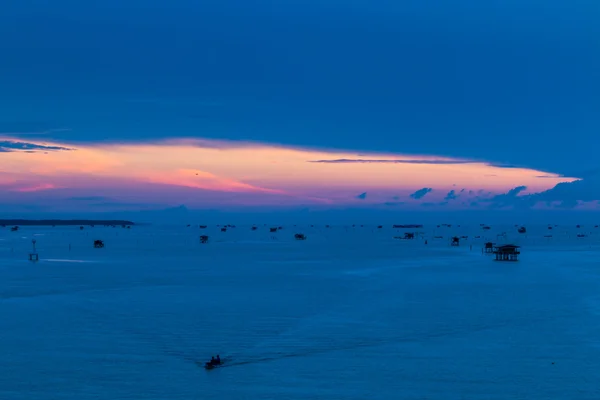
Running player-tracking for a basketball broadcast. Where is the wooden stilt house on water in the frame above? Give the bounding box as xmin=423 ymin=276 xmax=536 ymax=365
xmin=493 ymin=244 xmax=520 ymax=261
xmin=484 ymin=242 xmax=494 ymax=253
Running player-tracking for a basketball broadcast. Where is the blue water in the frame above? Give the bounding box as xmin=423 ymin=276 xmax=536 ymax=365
xmin=1 ymin=225 xmax=600 ymax=399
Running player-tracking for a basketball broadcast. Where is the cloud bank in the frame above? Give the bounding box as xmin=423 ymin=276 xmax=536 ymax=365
xmin=0 ymin=135 xmax=581 ymax=212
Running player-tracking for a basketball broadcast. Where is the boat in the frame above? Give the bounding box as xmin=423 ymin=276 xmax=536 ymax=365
xmin=204 ymin=361 xmax=223 ymax=370
xmin=203 ymin=356 xmax=224 ymax=370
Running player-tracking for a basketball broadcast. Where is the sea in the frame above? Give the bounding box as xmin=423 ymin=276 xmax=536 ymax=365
xmin=1 ymin=223 xmax=599 ymax=399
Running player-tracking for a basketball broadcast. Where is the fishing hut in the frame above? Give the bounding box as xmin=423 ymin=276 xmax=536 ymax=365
xmin=294 ymin=233 xmax=306 ymax=240
xmin=200 ymin=235 xmax=209 ymax=244
xmin=451 ymin=236 xmax=460 ymax=246
xmin=94 ymin=239 xmax=104 ymax=248
xmin=29 ymin=239 xmax=39 ymax=262
xmin=484 ymin=242 xmax=494 ymax=253
xmin=493 ymin=244 xmax=520 ymax=261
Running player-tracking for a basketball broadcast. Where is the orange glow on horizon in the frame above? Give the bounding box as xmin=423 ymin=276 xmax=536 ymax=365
xmin=0 ymin=136 xmax=577 ymax=205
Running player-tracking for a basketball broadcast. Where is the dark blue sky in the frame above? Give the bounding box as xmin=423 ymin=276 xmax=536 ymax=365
xmin=1 ymin=0 xmax=598 ymax=176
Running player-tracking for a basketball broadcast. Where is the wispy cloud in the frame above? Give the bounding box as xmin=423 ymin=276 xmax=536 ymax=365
xmin=309 ymin=158 xmax=474 ymax=165
xmin=410 ymin=188 xmax=433 ymax=200
xmin=146 ymin=169 xmax=285 ymax=195
xmin=0 ymin=140 xmax=73 ymax=153
xmin=488 ymin=163 xmax=524 ymax=169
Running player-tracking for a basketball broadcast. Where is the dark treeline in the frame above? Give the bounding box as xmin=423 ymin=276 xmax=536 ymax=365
xmin=0 ymin=219 xmax=135 ymax=226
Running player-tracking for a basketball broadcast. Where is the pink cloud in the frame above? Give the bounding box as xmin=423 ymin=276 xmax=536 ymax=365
xmin=9 ymin=183 xmax=58 ymax=192
xmin=0 ymin=135 xmax=578 ymax=210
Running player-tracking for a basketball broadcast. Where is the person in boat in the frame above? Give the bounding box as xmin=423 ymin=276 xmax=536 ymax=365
xmin=205 ymin=355 xmax=222 ymax=367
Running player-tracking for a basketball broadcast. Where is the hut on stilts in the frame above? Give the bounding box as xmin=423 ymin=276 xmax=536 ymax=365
xmin=493 ymin=244 xmax=520 ymax=261
xmin=484 ymin=242 xmax=494 ymax=253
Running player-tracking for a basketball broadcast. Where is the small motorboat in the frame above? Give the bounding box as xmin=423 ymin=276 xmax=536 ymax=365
xmin=204 ymin=361 xmax=223 ymax=370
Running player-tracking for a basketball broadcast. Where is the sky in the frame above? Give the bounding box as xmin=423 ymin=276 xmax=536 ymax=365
xmin=1 ymin=0 xmax=599 ymax=217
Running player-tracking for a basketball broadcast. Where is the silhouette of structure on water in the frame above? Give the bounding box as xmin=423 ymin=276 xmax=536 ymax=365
xmin=451 ymin=236 xmax=460 ymax=246
xmin=294 ymin=233 xmax=306 ymax=240
xmin=94 ymin=240 xmax=104 ymax=248
xmin=29 ymin=239 xmax=39 ymax=262
xmin=484 ymin=242 xmax=494 ymax=253
xmin=518 ymin=226 xmax=527 ymax=233
xmin=493 ymin=244 xmax=520 ymax=261
xmin=200 ymin=235 xmax=209 ymax=244
xmin=393 ymin=233 xmax=415 ymax=240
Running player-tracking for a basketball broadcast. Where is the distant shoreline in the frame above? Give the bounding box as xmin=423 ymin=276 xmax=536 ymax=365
xmin=0 ymin=219 xmax=135 ymax=226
